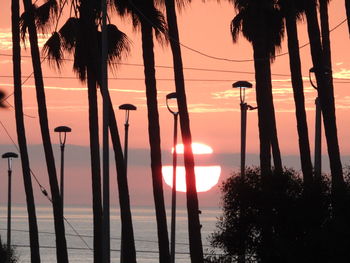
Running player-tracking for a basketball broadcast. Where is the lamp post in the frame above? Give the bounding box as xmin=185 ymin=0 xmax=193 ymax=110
xmin=309 ymin=68 xmax=322 ymax=179
xmin=54 ymin=125 xmax=72 ymax=215
xmin=166 ymin=92 xmax=179 ymax=263
xmin=118 ymin=103 xmax=136 ymax=263
xmin=232 ymin=81 xmax=256 ymax=177
xmin=2 ymin=152 xmax=18 ymax=261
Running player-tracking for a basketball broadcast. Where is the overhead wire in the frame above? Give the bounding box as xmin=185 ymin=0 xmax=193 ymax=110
xmin=0 ymin=119 xmax=91 ymax=251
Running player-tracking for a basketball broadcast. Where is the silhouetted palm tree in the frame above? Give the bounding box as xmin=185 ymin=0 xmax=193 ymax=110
xmin=229 ymin=1 xmax=285 ymax=262
xmin=43 ymin=1 xmax=137 ymax=261
xmin=279 ymin=0 xmax=313 ymax=186
xmin=159 ymin=0 xmax=204 ymax=262
xmin=12 ymin=0 xmax=40 ymax=261
xmin=345 ymin=0 xmax=350 ymax=35
xmin=113 ymin=1 xmax=171 ymax=262
xmin=303 ymin=0 xmax=345 ymax=219
xmin=230 ymin=0 xmax=283 ymax=175
xmin=20 ymin=0 xmax=68 ymax=261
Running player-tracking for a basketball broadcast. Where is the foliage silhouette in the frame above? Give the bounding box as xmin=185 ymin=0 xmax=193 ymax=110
xmin=0 ymin=236 xmax=18 ymax=263
xmin=206 ymin=167 xmax=350 ymax=263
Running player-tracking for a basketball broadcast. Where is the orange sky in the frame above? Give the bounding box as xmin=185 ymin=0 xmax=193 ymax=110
xmin=1 ymin=0 xmax=350 ymax=207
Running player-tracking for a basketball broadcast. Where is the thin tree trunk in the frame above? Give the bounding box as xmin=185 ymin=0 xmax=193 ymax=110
xmin=164 ymin=0 xmax=204 ymax=262
xmin=345 ymin=0 xmax=350 ymax=35
xmin=140 ymin=21 xmax=171 ymax=263
xmin=12 ymin=0 xmax=40 ymax=261
xmin=86 ymin=67 xmax=103 ymax=262
xmin=285 ymin=3 xmax=313 ymax=186
xmin=103 ymin=93 xmax=137 ymax=263
xmin=304 ymin=0 xmax=344 ymax=217
xmin=21 ymin=1 xmax=68 ymax=262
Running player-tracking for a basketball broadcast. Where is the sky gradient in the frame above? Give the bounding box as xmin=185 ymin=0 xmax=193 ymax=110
xmin=1 ymin=0 xmax=350 ymax=207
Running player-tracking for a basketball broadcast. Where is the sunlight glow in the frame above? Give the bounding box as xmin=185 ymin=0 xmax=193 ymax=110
xmin=162 ymin=166 xmax=221 ymax=192
xmin=164 ymin=142 xmax=221 ymax=192
xmin=172 ymin=142 xmax=214 ymax=154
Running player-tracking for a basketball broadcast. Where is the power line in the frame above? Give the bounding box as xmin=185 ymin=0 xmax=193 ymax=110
xmin=0 ymin=120 xmax=91 ymax=251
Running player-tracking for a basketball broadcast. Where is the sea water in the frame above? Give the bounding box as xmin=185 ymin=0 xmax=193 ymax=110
xmin=0 ymin=205 xmax=221 ymax=262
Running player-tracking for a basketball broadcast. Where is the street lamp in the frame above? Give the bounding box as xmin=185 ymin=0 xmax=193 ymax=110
xmin=2 ymin=152 xmax=18 ymax=262
xmin=309 ymin=68 xmax=322 ymax=179
xmin=119 ymin=104 xmax=137 ymax=172
xmin=232 ymin=81 xmax=257 ymax=177
xmin=166 ymin=92 xmax=179 ymax=263
xmin=118 ymin=103 xmax=136 ymax=263
xmin=54 ymin=125 xmax=72 ymax=215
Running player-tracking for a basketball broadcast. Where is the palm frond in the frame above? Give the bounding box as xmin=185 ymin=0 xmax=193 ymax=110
xmin=230 ymin=12 xmax=243 ymax=43
xmin=73 ymin=41 xmax=88 ymax=81
xmin=59 ymin=17 xmax=80 ymax=52
xmin=106 ymin=24 xmax=131 ymax=66
xmin=35 ymin=0 xmax=59 ymax=33
xmin=19 ymin=4 xmax=37 ymax=43
xmin=43 ymin=31 xmax=64 ymax=70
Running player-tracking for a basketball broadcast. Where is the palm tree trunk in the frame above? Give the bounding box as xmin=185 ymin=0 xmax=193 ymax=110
xmin=304 ymin=0 xmax=344 ymax=218
xmin=164 ymin=1 xmax=204 ymax=262
xmin=12 ymin=0 xmax=40 ymax=261
xmin=86 ymin=67 xmax=103 ymax=263
xmin=140 ymin=21 xmax=171 ymax=263
xmin=21 ymin=1 xmax=68 ymax=262
xmin=345 ymin=0 xmax=350 ymax=35
xmin=102 ymin=93 xmax=137 ymax=263
xmin=285 ymin=3 xmax=313 ymax=186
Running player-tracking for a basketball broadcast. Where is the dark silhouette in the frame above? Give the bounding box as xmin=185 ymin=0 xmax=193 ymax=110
xmin=279 ymin=0 xmax=313 ymax=187
xmin=230 ymin=0 xmax=283 ymax=175
xmin=345 ymin=0 xmax=350 ymax=35
xmin=303 ymin=0 xmax=345 ymax=223
xmin=162 ymin=0 xmax=204 ymax=261
xmin=230 ymin=2 xmax=284 ymax=262
xmin=43 ymin=1 xmax=137 ymax=261
xmin=12 ymin=0 xmax=41 ymax=261
xmin=113 ymin=1 xmax=171 ymax=262
xmin=206 ymin=167 xmax=350 ymax=263
xmin=20 ymin=0 xmax=68 ymax=261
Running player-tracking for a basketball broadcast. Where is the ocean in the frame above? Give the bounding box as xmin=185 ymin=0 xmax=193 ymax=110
xmin=0 ymin=204 xmax=221 ymax=262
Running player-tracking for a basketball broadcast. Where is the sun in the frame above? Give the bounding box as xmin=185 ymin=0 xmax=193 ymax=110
xmin=162 ymin=142 xmax=221 ymax=192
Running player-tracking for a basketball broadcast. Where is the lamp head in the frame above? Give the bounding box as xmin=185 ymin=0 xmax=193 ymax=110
xmin=166 ymin=92 xmax=178 ymax=115
xmin=232 ymin=81 xmax=253 ymax=104
xmin=2 ymin=152 xmax=18 ymax=159
xmin=54 ymin=126 xmax=72 ymax=133
xmin=119 ymin=104 xmax=137 ymax=111
xmin=232 ymin=81 xmax=253 ymax=89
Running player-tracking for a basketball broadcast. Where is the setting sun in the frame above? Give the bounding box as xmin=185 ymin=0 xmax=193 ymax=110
xmin=162 ymin=143 xmax=221 ymax=192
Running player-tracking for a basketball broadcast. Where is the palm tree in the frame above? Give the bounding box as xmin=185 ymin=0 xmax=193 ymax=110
xmin=279 ymin=0 xmax=313 ymax=186
xmin=12 ymin=0 xmax=40 ymax=261
xmin=20 ymin=0 xmax=68 ymax=261
xmin=161 ymin=0 xmax=204 ymax=261
xmin=113 ymin=1 xmax=170 ymax=262
xmin=345 ymin=0 xmax=350 ymax=35
xmin=303 ymin=0 xmax=345 ymax=219
xmin=230 ymin=0 xmax=283 ymax=175
xmin=229 ymin=1 xmax=285 ymax=261
xmin=43 ymin=1 xmax=137 ymax=261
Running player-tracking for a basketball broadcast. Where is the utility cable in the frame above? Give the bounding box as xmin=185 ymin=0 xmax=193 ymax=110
xmin=0 ymin=119 xmax=91 ymax=251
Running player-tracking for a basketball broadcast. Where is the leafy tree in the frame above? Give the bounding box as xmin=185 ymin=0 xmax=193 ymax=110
xmin=206 ymin=167 xmax=350 ymax=263
xmin=113 ymin=0 xmax=171 ymax=262
xmin=0 ymin=236 xmax=18 ymax=263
